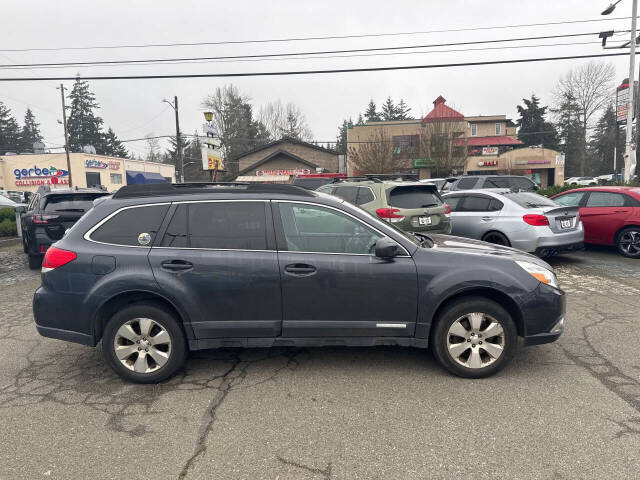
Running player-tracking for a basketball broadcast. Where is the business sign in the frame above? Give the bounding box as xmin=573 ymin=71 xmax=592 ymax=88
xmin=616 ymin=79 xmax=637 ymax=125
xmin=481 ymin=147 xmax=499 ymax=156
xmin=109 ymin=161 xmax=121 ymax=170
xmin=413 ymin=158 xmax=436 ymax=168
xmin=13 ymin=165 xmax=69 ymax=186
xmin=85 ymin=159 xmax=109 ymax=169
xmin=256 ymin=168 xmax=310 ymax=176
xmin=477 ymin=160 xmax=498 ymax=167
xmin=201 ymin=145 xmax=224 ymax=171
xmin=555 ymin=154 xmax=565 ymax=166
xmin=515 ymin=159 xmax=551 ymax=165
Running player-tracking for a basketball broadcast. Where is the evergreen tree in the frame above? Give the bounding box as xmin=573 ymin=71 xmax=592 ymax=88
xmin=335 ymin=118 xmax=353 ymax=154
xmin=364 ymin=100 xmax=381 ymax=122
xmin=18 ymin=108 xmax=43 ymax=153
xmin=67 ymin=77 xmax=105 ymax=153
xmin=356 ymin=113 xmax=365 ymax=125
xmin=102 ymin=127 xmax=128 ymax=158
xmin=589 ymin=104 xmax=623 ymax=175
xmin=516 ymin=94 xmax=559 ymax=150
xmin=183 ymin=133 xmax=211 ymax=182
xmin=165 ymin=134 xmax=191 ymax=168
xmin=553 ymin=92 xmax=585 ymax=177
xmin=395 ymin=99 xmax=413 ymax=120
xmin=0 ymin=102 xmax=21 ymax=154
xmin=381 ymin=97 xmax=396 ymax=121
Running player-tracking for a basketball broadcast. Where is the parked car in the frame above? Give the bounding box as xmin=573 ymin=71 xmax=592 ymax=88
xmin=317 ymin=176 xmax=452 ymax=234
xmin=0 ymin=195 xmax=20 ymax=208
xmin=442 ymin=175 xmax=538 ymax=192
xmin=419 ymin=177 xmax=455 ymax=190
xmin=565 ymin=176 xmax=597 ymax=186
xmin=33 ymin=182 xmax=565 ymax=382
xmin=291 ymin=173 xmax=346 ymax=190
xmin=21 ymin=185 xmax=110 ymax=269
xmin=551 ymin=186 xmax=640 ymax=258
xmin=442 ymin=189 xmax=584 ymax=257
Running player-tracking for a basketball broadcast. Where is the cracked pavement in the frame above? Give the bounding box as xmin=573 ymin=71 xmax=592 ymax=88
xmin=1 ymin=243 xmax=640 ymax=479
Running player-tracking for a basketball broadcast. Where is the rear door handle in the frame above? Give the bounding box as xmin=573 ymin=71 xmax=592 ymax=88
xmin=161 ymin=260 xmax=193 ymax=272
xmin=481 ymin=216 xmax=494 ymax=221
xmin=284 ymin=263 xmax=317 ymax=276
xmin=613 ymin=210 xmax=628 ymax=213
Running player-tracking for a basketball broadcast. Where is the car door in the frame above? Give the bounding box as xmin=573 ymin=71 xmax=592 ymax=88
xmin=580 ymin=192 xmax=633 ymax=244
xmin=149 ymin=200 xmax=282 ymax=338
xmin=449 ymin=194 xmax=498 ymax=239
xmin=273 ymin=201 xmax=418 ymax=338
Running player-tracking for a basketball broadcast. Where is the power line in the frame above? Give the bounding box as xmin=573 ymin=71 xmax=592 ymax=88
xmin=0 ymin=31 xmax=623 ymax=69
xmin=0 ymin=16 xmax=633 ymax=52
xmin=0 ymin=52 xmax=630 ymax=82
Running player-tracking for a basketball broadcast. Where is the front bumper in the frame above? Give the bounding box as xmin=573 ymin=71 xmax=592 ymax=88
xmin=520 ymin=282 xmax=566 ymax=346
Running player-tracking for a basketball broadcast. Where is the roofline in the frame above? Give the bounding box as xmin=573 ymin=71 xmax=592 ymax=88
xmin=232 ymin=136 xmax=336 ymax=160
xmin=237 ymin=149 xmax=319 ymax=176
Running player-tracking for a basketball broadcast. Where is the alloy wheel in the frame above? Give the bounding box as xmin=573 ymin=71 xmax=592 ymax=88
xmin=446 ymin=312 xmax=505 ymax=368
xmin=113 ymin=318 xmax=172 ymax=374
xmin=619 ymin=229 xmax=640 ymax=256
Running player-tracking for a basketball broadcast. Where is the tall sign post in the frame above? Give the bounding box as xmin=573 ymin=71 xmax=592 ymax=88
xmin=202 ymin=112 xmax=223 ymax=182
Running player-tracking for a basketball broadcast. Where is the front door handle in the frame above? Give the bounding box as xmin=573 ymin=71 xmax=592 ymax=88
xmin=284 ymin=263 xmax=317 ymax=276
xmin=161 ymin=260 xmax=193 ymax=272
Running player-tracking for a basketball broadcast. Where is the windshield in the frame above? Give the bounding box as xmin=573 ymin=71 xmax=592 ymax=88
xmin=503 ymin=191 xmax=558 ymax=209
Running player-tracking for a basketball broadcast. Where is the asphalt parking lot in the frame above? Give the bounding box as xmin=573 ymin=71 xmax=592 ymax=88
xmin=1 ymin=243 xmax=639 ymax=479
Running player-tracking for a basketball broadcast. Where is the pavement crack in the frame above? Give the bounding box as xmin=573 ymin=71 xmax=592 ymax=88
xmin=277 ymin=456 xmax=333 ymax=479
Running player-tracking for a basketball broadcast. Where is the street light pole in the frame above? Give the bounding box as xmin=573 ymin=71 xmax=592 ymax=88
xmin=57 ymin=84 xmax=73 ymax=187
xmin=624 ymin=0 xmax=638 ymax=182
xmin=163 ymin=96 xmax=183 ymax=183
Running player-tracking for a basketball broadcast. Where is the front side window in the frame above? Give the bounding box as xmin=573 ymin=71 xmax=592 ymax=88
xmin=161 ymin=201 xmax=268 ymax=250
xmin=90 ymin=204 xmax=169 ymax=246
xmin=554 ymin=192 xmax=585 ymax=207
xmin=278 ymin=202 xmax=383 ymax=254
xmin=585 ymin=192 xmax=626 ymax=207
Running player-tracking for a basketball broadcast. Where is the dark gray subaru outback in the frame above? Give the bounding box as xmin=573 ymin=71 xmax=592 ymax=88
xmin=33 ymin=183 xmax=565 ymax=383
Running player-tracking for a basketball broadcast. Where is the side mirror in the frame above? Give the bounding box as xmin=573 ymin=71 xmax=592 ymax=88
xmin=533 ymin=184 xmax=540 ymax=191
xmin=375 ymin=237 xmax=402 ymax=259
xmin=14 ymin=205 xmax=26 ymax=214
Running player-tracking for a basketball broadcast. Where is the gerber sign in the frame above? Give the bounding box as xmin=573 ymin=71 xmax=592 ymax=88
xmin=13 ymin=165 xmax=69 ymax=186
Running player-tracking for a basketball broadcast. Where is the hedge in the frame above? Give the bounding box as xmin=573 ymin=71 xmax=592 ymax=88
xmin=0 ymin=208 xmax=17 ymax=237
xmin=537 ymin=181 xmax=640 ymax=198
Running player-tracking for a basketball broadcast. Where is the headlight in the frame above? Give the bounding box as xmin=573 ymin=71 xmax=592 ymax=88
xmin=515 ymin=260 xmax=559 ymax=289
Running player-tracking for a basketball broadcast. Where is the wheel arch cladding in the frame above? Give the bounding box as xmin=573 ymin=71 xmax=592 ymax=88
xmin=430 ymin=288 xmax=524 ymax=339
xmin=92 ymin=291 xmax=189 ymax=343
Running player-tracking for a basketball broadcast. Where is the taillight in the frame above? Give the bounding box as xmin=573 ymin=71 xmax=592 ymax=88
xmin=42 ymin=246 xmax=77 ymax=271
xmin=376 ymin=208 xmax=405 ymax=223
xmin=523 ymin=214 xmax=549 ymax=226
xmin=33 ymin=214 xmax=59 ymax=224
xmin=444 ymin=204 xmax=451 ymax=215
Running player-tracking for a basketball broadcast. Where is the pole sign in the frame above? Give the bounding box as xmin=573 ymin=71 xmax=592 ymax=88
xmin=616 ymin=79 xmax=637 ymax=125
xmin=201 ymin=145 xmax=224 ymax=171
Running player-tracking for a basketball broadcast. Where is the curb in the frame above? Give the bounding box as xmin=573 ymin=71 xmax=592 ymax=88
xmin=0 ymin=237 xmax=22 ymax=247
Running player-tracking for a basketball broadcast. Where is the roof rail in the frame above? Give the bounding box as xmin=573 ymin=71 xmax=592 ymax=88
xmin=330 ymin=176 xmax=383 ymax=183
xmin=364 ymin=173 xmax=419 ymax=181
xmin=111 ymin=182 xmax=315 ymax=199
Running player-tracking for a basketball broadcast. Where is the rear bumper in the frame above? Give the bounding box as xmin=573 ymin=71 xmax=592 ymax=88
xmin=535 ymin=241 xmax=584 ymax=256
xmin=35 ymin=325 xmax=94 ymax=346
xmin=511 ymin=226 xmax=584 ymax=254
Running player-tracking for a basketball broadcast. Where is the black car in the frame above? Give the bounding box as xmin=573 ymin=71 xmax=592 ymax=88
xmin=443 ymin=175 xmax=539 ymax=192
xmin=33 ymin=182 xmax=565 ymax=383
xmin=21 ymin=186 xmax=110 ymax=269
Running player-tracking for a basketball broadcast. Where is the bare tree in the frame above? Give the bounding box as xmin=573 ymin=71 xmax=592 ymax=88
xmin=144 ymin=133 xmax=160 ymax=163
xmin=553 ymin=61 xmax=615 ymax=175
xmin=348 ymin=129 xmax=407 ymax=174
xmin=258 ymin=100 xmax=313 ymax=141
xmin=419 ymin=119 xmax=468 ymax=176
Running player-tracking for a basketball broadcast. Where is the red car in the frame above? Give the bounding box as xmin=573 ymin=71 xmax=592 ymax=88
xmin=551 ymin=186 xmax=640 ymax=258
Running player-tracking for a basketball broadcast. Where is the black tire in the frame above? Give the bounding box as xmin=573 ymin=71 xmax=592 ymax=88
xmin=482 ymin=231 xmax=511 ymax=247
xmin=431 ymin=297 xmax=518 ymax=378
xmin=22 ymin=236 xmax=28 ymax=254
xmin=616 ymin=227 xmax=640 ymax=259
xmin=28 ymin=253 xmax=42 ymax=270
xmin=102 ymin=303 xmax=188 ymax=383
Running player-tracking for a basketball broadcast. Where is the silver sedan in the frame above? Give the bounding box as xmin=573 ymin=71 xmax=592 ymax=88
xmin=442 ymin=189 xmax=584 ymax=257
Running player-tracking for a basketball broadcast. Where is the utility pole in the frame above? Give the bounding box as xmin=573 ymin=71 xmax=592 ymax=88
xmin=163 ymin=96 xmax=183 ymax=183
xmin=57 ymin=84 xmax=73 ymax=187
xmin=624 ymin=0 xmax=638 ymax=182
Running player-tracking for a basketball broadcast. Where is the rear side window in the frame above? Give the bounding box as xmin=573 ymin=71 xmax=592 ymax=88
xmin=161 ymin=202 xmax=268 ymax=250
xmin=91 ymin=204 xmax=169 ymax=246
xmin=444 ymin=196 xmax=463 ymax=212
xmin=456 ymin=177 xmax=478 ymax=189
xmin=333 ymin=186 xmax=359 ymax=204
xmin=356 ymin=187 xmax=375 ymax=205
xmin=387 ymin=185 xmax=442 ymax=208
xmin=513 ymin=177 xmax=536 ymax=190
xmin=44 ymin=193 xmax=107 ymax=213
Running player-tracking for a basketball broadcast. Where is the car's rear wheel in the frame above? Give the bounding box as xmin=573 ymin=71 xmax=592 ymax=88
xmin=22 ymin=236 xmax=28 ymax=254
xmin=27 ymin=253 xmax=42 ymax=270
xmin=432 ymin=297 xmax=517 ymax=378
xmin=482 ymin=231 xmax=510 ymax=247
xmin=616 ymin=227 xmax=640 ymax=259
xmin=102 ymin=303 xmax=188 ymax=383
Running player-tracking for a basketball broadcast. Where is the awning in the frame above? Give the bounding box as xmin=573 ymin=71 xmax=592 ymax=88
xmin=235 ymin=175 xmax=291 ymax=183
xmin=126 ymin=170 xmax=168 ymax=185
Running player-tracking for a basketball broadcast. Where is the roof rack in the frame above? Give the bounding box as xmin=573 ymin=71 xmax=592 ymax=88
xmin=111 ymin=182 xmax=314 ymax=199
xmin=331 ymin=173 xmax=420 ymax=184
xmin=331 ymin=176 xmax=383 ymax=183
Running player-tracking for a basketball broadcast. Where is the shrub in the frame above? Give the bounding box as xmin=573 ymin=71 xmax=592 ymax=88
xmin=0 ymin=218 xmax=17 ymax=237
xmin=537 ymin=180 xmax=640 ymax=198
xmin=0 ymin=207 xmax=15 ymax=222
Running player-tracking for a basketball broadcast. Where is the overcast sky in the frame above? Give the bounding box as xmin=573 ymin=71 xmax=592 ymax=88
xmin=1 ymin=0 xmax=635 ymax=158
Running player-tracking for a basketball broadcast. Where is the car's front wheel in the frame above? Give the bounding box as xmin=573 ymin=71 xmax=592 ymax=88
xmin=102 ymin=303 xmax=188 ymax=383
xmin=432 ymin=297 xmax=517 ymax=378
xmin=617 ymin=227 xmax=640 ymax=259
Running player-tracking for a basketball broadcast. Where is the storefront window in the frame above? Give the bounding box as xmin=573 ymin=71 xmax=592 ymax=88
xmin=110 ymin=173 xmax=123 ymax=184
